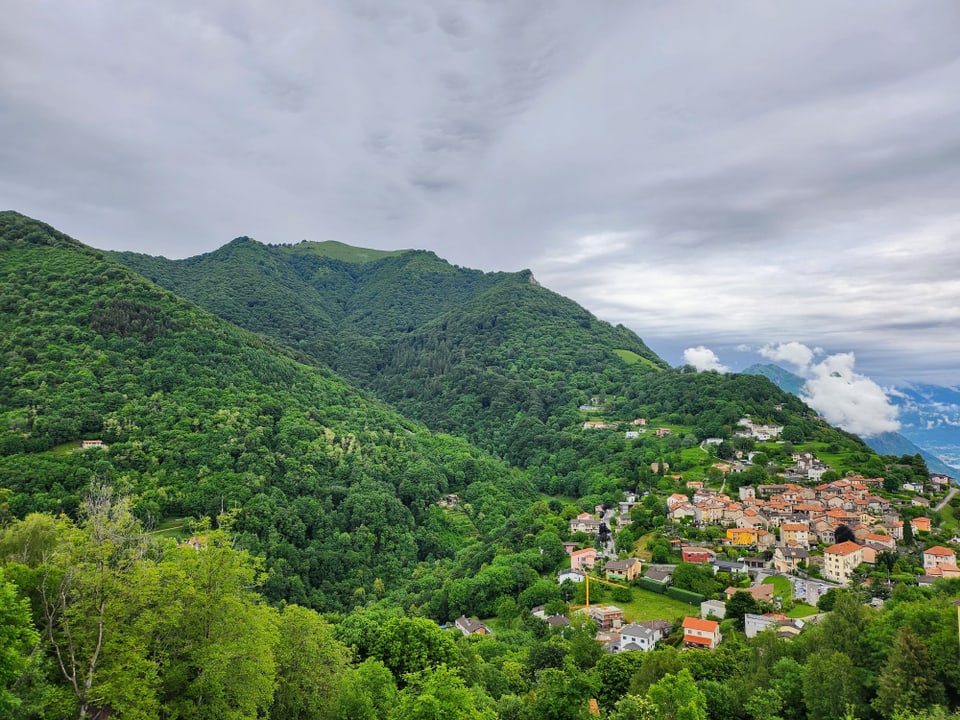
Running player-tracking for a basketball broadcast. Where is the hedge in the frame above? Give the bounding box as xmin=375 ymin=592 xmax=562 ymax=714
xmin=666 ymin=587 xmax=706 ymax=605
xmin=638 ymin=577 xmax=667 ymax=594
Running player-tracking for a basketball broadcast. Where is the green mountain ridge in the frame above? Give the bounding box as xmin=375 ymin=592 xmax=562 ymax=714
xmin=109 ymin=229 xmax=893 ymax=497
xmin=0 ymin=211 xmax=529 ymax=610
xmin=113 ymin=235 xmax=672 ymax=460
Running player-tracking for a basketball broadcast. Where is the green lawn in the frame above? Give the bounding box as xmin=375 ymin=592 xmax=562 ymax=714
xmin=613 ymin=349 xmax=662 ymax=371
xmin=762 ymin=576 xmax=793 ymax=599
xmin=608 ymin=587 xmax=697 ymax=623
xmin=149 ymin=517 xmax=188 ymax=539
xmin=786 ymin=603 xmax=819 ymax=618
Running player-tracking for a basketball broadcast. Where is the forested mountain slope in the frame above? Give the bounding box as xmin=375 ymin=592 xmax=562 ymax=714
xmin=0 ymin=212 xmax=531 ymax=609
xmin=114 ymin=238 xmax=669 ymax=448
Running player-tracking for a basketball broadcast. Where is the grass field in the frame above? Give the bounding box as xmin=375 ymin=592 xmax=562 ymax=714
xmin=762 ymin=575 xmax=793 ymax=599
xmin=613 ymin=349 xmax=662 ymax=371
xmin=787 ymin=603 xmax=819 ymax=618
xmin=588 ymin=587 xmax=696 ymax=623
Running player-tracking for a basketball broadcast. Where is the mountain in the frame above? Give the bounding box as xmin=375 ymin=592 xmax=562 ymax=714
xmin=886 ymin=383 xmax=960 ymax=472
xmin=0 ymin=211 xmax=529 ymax=610
xmin=113 ymin=238 xmax=670 ymax=459
xmin=112 ymin=235 xmax=892 ymax=496
xmin=741 ymin=363 xmax=807 ymax=395
xmin=742 ymin=363 xmax=958 ymax=474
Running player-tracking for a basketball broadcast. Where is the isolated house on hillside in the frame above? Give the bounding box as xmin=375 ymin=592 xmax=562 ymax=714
xmin=455 ymin=616 xmax=491 ymax=636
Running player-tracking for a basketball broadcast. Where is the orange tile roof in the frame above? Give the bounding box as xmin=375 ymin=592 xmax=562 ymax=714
xmin=683 ymin=616 xmax=719 ymax=633
xmin=824 ymin=540 xmax=862 ymax=556
xmin=924 ymin=546 xmax=956 ymax=556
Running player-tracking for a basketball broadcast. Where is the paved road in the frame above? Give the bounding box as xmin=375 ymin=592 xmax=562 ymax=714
xmin=934 ymin=486 xmax=959 ymax=512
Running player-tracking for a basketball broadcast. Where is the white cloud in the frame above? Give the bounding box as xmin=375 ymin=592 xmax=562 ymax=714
xmin=759 ymin=342 xmax=816 ymax=371
xmin=682 ymin=346 xmax=730 ymax=374
xmin=800 ymin=352 xmax=900 ymax=437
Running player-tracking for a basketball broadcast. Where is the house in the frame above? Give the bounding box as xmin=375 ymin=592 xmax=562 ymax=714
xmin=558 ymin=569 xmax=586 ymax=584
xmin=631 ymin=418 xmax=648 ymax=426
xmin=682 ymin=617 xmax=721 ymax=650
xmin=726 ymin=528 xmax=759 ymax=547
xmin=779 ymin=523 xmax=811 ymax=548
xmin=701 ymin=599 xmax=726 ymax=620
xmin=455 ymin=616 xmax=491 ymax=636
xmin=682 ymin=546 xmax=716 ymax=564
xmin=644 ymin=567 xmax=672 ymax=585
xmin=655 ymin=428 xmax=673 ymax=437
xmin=617 ymin=623 xmax=659 ymax=652
xmin=773 ymin=546 xmax=808 ymax=573
xmin=562 ymin=542 xmax=579 ymax=555
xmin=724 ymin=584 xmax=775 ymax=604
xmin=923 ymin=546 xmax=958 ymax=570
xmin=744 ymin=613 xmax=805 ymax=639
xmin=569 ymin=514 xmax=602 ymax=535
xmin=911 ymin=517 xmax=932 ymax=534
xmin=570 ymin=548 xmax=597 ymax=571
xmin=605 ymin=557 xmax=643 ymax=582
xmin=81 ymin=439 xmax=107 ymax=449
xmin=823 ymin=541 xmax=864 ymax=585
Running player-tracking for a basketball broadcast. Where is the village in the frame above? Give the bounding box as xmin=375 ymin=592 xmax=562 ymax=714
xmin=453 ymin=412 xmax=959 ymax=657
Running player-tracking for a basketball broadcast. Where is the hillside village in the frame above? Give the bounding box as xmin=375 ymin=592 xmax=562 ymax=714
xmin=449 ymin=407 xmax=960 ymax=658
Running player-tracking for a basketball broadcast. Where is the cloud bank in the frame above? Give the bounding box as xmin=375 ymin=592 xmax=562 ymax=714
xmin=682 ymin=346 xmax=730 ymax=374
xmin=800 ymin=352 xmax=900 ymax=437
xmin=2 ymin=1 xmax=959 ymax=385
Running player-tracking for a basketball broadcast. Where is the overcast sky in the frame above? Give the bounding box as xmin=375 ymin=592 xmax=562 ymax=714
xmin=3 ymin=0 xmax=960 ymax=388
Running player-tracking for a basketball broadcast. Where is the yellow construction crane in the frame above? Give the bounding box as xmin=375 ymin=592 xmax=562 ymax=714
xmin=571 ymin=573 xmax=629 ymax=613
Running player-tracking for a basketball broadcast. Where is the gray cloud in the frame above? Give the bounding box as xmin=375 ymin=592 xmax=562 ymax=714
xmin=2 ymin=1 xmax=959 ymax=384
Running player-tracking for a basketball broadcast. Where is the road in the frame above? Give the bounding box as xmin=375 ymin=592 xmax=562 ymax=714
xmin=934 ymin=486 xmax=958 ymax=512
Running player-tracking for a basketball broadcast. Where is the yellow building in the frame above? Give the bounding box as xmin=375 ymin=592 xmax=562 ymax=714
xmin=726 ymin=528 xmax=759 ymax=547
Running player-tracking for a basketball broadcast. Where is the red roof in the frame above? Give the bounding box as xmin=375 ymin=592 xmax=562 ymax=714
xmin=824 ymin=540 xmax=862 ymax=556
xmin=924 ymin=546 xmax=956 ymax=556
xmin=684 ymin=634 xmax=714 ymax=646
xmin=682 ymin=617 xmax=719 ymax=633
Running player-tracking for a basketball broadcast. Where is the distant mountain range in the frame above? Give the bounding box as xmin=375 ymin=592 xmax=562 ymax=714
xmin=744 ymin=363 xmax=958 ymax=474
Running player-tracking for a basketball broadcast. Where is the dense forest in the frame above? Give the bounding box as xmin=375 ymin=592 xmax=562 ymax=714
xmin=2 ymin=485 xmax=959 ymax=719
xmin=2 ymin=212 xmax=958 ymax=719
xmin=0 ymin=212 xmax=532 ymax=610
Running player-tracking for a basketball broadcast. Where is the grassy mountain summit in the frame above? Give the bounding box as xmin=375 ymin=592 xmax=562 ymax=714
xmin=0 ymin=211 xmax=527 ymax=609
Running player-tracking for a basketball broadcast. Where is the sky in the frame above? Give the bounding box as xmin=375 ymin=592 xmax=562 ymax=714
xmin=3 ymin=1 xmax=960 ymax=394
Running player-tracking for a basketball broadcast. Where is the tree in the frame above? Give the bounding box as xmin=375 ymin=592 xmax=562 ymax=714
xmin=270 ymin=605 xmax=351 ymax=720
xmin=610 ymin=694 xmax=656 ymax=720
xmin=334 ymin=659 xmax=397 ymax=720
xmin=726 ymin=590 xmax=762 ymax=630
xmin=873 ymin=626 xmax=946 ymax=718
xmin=391 ymin=665 xmax=494 ymax=720
xmin=156 ymin=531 xmax=280 ymax=720
xmin=802 ymin=651 xmax=864 ymax=720
xmin=671 ymin=563 xmax=719 ymax=596
xmin=38 ymin=483 xmax=157 ymax=720
xmin=645 ymin=668 xmax=707 ymax=720
xmin=0 ymin=567 xmax=38 ymax=714
xmin=371 ymin=617 xmax=462 ymax=683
